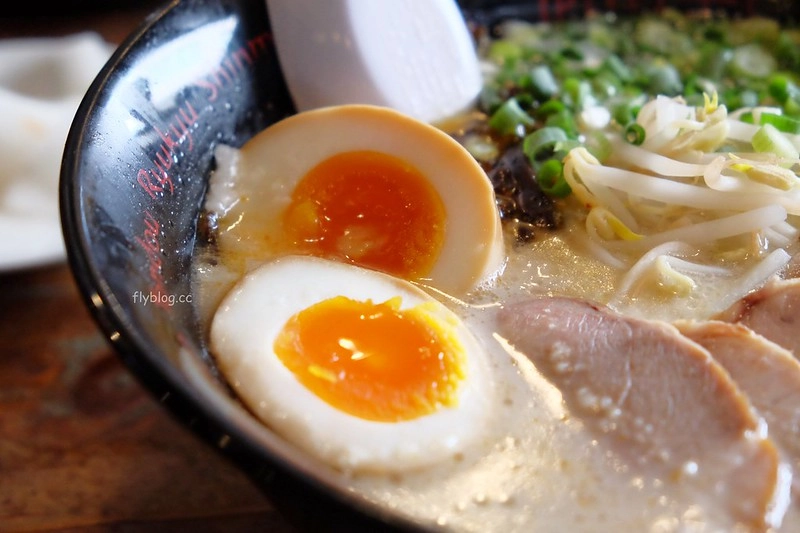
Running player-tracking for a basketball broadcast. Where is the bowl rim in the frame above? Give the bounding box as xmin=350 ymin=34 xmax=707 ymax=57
xmin=58 ymin=1 xmax=430 ymax=531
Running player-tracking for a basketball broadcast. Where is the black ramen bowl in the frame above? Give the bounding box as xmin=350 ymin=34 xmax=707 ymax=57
xmin=59 ymin=0 xmax=800 ymax=531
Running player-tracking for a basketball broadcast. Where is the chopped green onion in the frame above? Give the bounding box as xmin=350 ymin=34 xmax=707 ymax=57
xmin=592 ymin=71 xmax=621 ymax=98
xmin=768 ymin=74 xmax=796 ymax=103
xmin=645 ymin=63 xmax=683 ymax=95
xmin=554 ymin=139 xmax=582 ymax=153
xmin=536 ymin=158 xmax=571 ymax=197
xmin=758 ymin=113 xmax=800 ymax=134
xmin=560 ymin=45 xmax=583 ymax=61
xmin=587 ymin=19 xmax=616 ymax=49
xmin=767 ymin=74 xmax=800 ymax=115
xmin=545 ymin=109 xmax=579 ymax=138
xmin=751 ymin=123 xmax=799 ymax=159
xmin=610 ymin=100 xmax=637 ymax=126
xmin=461 ymin=133 xmax=500 ymax=163
xmin=634 ymin=18 xmax=675 ymax=55
xmin=563 ymin=77 xmax=595 ymax=110
xmin=528 ymin=65 xmax=559 ymax=99
xmin=697 ymin=44 xmax=732 ymax=80
xmin=624 ymin=123 xmax=646 ymax=145
xmin=776 ymin=32 xmax=800 ymax=71
xmin=488 ymin=98 xmax=535 ymax=137
xmin=514 ymin=92 xmax=535 ymax=109
xmin=739 ymin=111 xmax=755 ymax=124
xmin=730 ymin=43 xmax=777 ymax=79
xmin=480 ymin=84 xmax=505 ymax=114
xmin=488 ymin=40 xmax=523 ymax=66
xmin=603 ymin=54 xmax=632 ymax=83
xmin=729 ymin=17 xmax=781 ymax=45
xmin=523 ymin=127 xmax=569 ymax=162
xmin=537 ymin=99 xmax=566 ymax=118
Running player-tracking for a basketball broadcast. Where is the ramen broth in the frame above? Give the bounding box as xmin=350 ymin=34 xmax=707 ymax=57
xmin=192 ymin=211 xmax=797 ymax=532
xmin=191 ymin=9 xmax=800 ymax=532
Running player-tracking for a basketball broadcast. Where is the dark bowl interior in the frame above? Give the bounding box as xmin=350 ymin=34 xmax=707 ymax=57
xmin=59 ymin=0 xmax=800 ymax=531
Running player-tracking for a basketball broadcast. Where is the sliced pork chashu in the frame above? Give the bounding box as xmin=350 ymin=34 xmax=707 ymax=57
xmin=716 ymin=276 xmax=800 ymax=357
xmin=676 ymin=320 xmax=800 ymax=497
xmin=497 ymin=297 xmax=790 ymax=530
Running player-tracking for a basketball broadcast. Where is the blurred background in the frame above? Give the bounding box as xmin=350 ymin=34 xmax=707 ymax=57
xmin=0 ymin=2 xmax=296 ymax=531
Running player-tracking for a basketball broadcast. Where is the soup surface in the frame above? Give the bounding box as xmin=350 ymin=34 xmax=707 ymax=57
xmin=193 ymin=9 xmax=800 ymax=532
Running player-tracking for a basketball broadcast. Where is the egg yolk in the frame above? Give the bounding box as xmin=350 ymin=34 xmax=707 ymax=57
xmin=273 ymin=295 xmax=466 ymax=422
xmin=282 ymin=150 xmax=446 ymax=280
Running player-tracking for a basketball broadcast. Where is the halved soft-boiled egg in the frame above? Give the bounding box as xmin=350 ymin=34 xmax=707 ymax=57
xmin=206 ymin=104 xmax=504 ymax=295
xmin=209 ymin=255 xmax=495 ymax=473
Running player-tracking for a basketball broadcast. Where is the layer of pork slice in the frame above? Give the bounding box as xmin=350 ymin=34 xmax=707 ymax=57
xmin=716 ymin=276 xmax=800 ymax=357
xmin=675 ymin=320 xmax=800 ymax=499
xmin=497 ymin=296 xmax=789 ymax=530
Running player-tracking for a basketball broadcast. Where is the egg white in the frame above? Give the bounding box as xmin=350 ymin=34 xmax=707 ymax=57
xmin=209 ymin=255 xmax=495 ymax=473
xmin=205 ymin=104 xmax=505 ymax=295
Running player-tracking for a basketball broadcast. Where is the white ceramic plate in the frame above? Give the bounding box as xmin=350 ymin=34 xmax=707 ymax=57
xmin=0 ymin=32 xmax=113 ymax=272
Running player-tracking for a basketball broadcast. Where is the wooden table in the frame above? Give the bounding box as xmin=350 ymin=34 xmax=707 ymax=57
xmin=0 ymin=6 xmax=296 ymax=532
